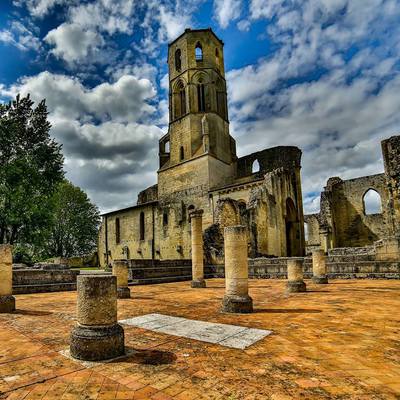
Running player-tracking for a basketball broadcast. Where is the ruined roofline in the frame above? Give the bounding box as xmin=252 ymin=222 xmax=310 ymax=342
xmin=168 ymin=27 xmax=224 ymax=47
xmin=100 ymin=200 xmax=158 ymax=217
xmin=381 ymin=133 xmax=400 ymax=143
xmin=325 ymin=172 xmax=385 ymax=189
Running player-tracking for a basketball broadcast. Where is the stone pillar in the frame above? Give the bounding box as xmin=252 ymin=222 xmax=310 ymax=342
xmin=221 ymin=226 xmax=253 ymax=313
xmin=312 ymin=249 xmax=328 ymax=284
xmin=190 ymin=209 xmax=206 ymax=288
xmin=320 ymin=229 xmax=329 ymax=253
xmin=0 ymin=245 xmax=15 ymax=313
xmin=70 ymin=275 xmax=124 ymax=361
xmin=286 ymin=258 xmax=307 ymax=293
xmin=112 ymin=260 xmax=131 ymax=298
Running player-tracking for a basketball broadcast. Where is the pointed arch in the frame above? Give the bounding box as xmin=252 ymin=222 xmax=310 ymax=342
xmin=195 ymin=42 xmax=203 ymax=61
xmin=192 ymin=72 xmax=210 ymax=113
xmin=363 ymin=189 xmax=382 ymax=215
xmin=252 ymin=159 xmax=260 ymax=173
xmin=172 ymin=79 xmax=186 ymax=119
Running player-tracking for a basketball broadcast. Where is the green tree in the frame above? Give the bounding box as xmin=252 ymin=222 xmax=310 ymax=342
xmin=46 ymin=180 xmax=100 ymax=257
xmin=0 ymin=94 xmax=64 ymax=245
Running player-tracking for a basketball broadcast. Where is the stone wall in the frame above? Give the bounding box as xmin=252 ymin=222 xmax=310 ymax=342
xmin=12 ymin=268 xmax=79 ymax=294
xmin=382 ymin=135 xmax=400 ymax=236
xmin=126 ymin=259 xmax=215 ymax=285
xmin=212 ymin=255 xmax=400 ymax=280
xmin=305 ymin=134 xmax=400 ymax=251
xmin=97 ymin=28 xmax=306 ymax=268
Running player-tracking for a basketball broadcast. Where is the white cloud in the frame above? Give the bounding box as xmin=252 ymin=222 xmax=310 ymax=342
xmin=1 ymin=71 xmax=162 ymax=212
xmin=106 ymin=62 xmax=158 ymax=84
xmin=13 ymin=0 xmax=71 ymax=18
xmin=44 ymin=23 xmax=104 ymax=64
xmin=4 ymin=71 xmax=156 ymax=123
xmin=214 ymin=0 xmax=242 ymax=29
xmin=227 ymin=0 xmax=400 ymax=213
xmin=0 ymin=21 xmax=41 ymax=51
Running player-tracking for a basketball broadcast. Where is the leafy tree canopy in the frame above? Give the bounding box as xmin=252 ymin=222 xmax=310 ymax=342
xmin=0 ymin=94 xmax=64 ymax=245
xmin=46 ymin=180 xmax=100 ymax=258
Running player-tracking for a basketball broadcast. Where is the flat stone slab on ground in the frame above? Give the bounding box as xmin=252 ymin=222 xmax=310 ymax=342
xmin=119 ymin=313 xmax=272 ymax=349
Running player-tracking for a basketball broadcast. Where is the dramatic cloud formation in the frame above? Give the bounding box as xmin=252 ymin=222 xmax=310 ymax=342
xmin=1 ymin=0 xmax=400 ymax=214
xmin=1 ymin=71 xmax=162 ymax=211
xmin=227 ymin=0 xmax=400 ymax=212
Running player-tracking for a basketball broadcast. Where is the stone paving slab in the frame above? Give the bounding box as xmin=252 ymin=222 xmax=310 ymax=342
xmin=120 ymin=313 xmax=272 ymax=349
xmin=1 ymin=279 xmax=400 ymax=399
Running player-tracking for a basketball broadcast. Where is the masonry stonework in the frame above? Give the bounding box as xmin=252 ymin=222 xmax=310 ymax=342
xmin=70 ymin=275 xmax=125 ymax=361
xmin=98 ymin=28 xmax=305 ymax=270
xmin=0 ymin=245 xmax=15 ymax=313
xmin=305 ymin=135 xmax=400 ymax=254
xmin=221 ymin=225 xmax=253 ymax=313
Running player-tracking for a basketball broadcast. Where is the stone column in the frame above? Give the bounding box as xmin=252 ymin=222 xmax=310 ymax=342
xmin=70 ymin=275 xmax=124 ymax=361
xmin=190 ymin=209 xmax=206 ymax=288
xmin=286 ymin=258 xmax=307 ymax=293
xmin=112 ymin=260 xmax=131 ymax=298
xmin=312 ymin=249 xmax=328 ymax=284
xmin=221 ymin=225 xmax=253 ymax=313
xmin=0 ymin=245 xmax=15 ymax=313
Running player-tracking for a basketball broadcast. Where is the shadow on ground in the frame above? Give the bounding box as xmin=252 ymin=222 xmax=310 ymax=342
xmin=124 ymin=348 xmax=177 ymax=365
xmin=13 ymin=309 xmax=53 ymax=316
xmin=254 ymin=308 xmax=322 ymax=314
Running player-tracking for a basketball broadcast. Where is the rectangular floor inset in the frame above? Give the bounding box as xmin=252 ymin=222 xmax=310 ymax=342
xmin=119 ymin=313 xmax=272 ymax=349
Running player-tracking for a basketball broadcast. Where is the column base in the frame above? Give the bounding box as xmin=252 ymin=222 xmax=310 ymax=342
xmin=117 ymin=287 xmax=131 ymax=299
xmin=191 ymin=279 xmax=206 ymax=288
xmin=286 ymin=281 xmax=307 ymax=293
xmin=0 ymin=295 xmax=15 ymax=313
xmin=70 ymin=323 xmax=125 ymax=361
xmin=312 ymin=276 xmax=328 ymax=284
xmin=221 ymin=295 xmax=253 ymax=313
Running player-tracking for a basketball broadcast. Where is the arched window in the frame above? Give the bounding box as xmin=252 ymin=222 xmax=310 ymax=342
xmin=252 ymin=159 xmax=260 ymax=173
xmin=195 ymin=42 xmax=203 ymax=61
xmin=139 ymin=212 xmax=145 ymax=240
xmin=175 ymin=48 xmax=181 ymax=71
xmin=173 ymin=80 xmax=186 ymax=119
xmin=164 ymin=140 xmax=170 ymax=153
xmin=180 ymin=146 xmax=184 ymax=161
xmin=115 ymin=218 xmax=120 ymax=244
xmin=197 ymin=83 xmax=205 ymax=112
xmin=363 ymin=189 xmax=382 ymax=215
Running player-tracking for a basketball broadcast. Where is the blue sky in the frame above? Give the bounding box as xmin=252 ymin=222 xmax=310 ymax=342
xmin=1 ymin=0 xmax=400 ymax=213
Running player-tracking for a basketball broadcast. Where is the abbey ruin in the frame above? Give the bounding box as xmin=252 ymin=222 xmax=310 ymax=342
xmin=98 ymin=28 xmax=305 ymax=271
xmin=1 ymin=28 xmax=400 ymax=400
xmin=98 ymin=28 xmax=400 ymax=279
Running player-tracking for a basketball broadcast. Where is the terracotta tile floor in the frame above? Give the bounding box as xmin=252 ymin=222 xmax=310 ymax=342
xmin=0 ymin=279 xmax=399 ymax=399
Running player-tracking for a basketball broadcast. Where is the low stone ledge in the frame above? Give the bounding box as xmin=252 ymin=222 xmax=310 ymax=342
xmin=13 ymin=282 xmax=77 ymax=294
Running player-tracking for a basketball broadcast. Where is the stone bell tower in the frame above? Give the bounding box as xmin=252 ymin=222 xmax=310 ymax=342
xmin=158 ymin=28 xmax=237 ymax=199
